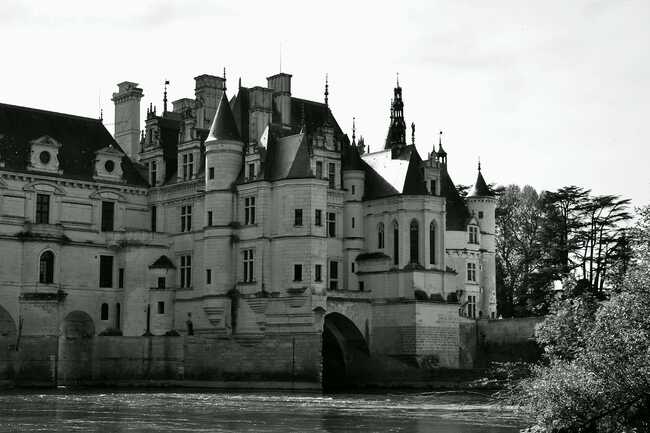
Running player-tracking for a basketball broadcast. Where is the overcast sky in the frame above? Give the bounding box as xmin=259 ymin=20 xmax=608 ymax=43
xmin=1 ymin=0 xmax=648 ymax=206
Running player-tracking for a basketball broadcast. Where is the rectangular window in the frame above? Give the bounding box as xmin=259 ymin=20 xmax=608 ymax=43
xmin=293 ymin=264 xmax=303 ymax=282
xmin=118 ymin=268 xmax=124 ymax=289
xmin=469 ymin=226 xmax=479 ymax=244
xmin=351 ymin=262 xmax=355 ymax=273
xmin=352 ymin=217 xmax=355 ymax=228
xmin=35 ymin=193 xmax=50 ymax=224
xmin=467 ymin=262 xmax=477 ymax=282
xmin=327 ymin=212 xmax=336 ymax=237
xmin=467 ymin=295 xmax=476 ymax=318
xmin=351 ymin=185 xmax=356 ymax=195
xmin=99 ymin=255 xmax=113 ymax=288
xmin=248 ymin=163 xmax=255 ymax=179
xmin=181 ymin=205 xmax=192 ymax=232
xmin=430 ymin=180 xmax=436 ymax=195
xmin=182 ymin=153 xmax=194 ymax=180
xmin=157 ymin=301 xmax=165 ymax=314
xmin=208 ymin=167 xmax=215 ymax=180
xmin=207 ymin=211 xmax=213 ymax=226
xmin=101 ymin=201 xmax=115 ymax=232
xmin=151 ymin=205 xmax=157 ymax=232
xmin=315 ymin=264 xmax=322 ymax=282
xmin=206 ymin=269 xmax=212 ymax=284
xmin=328 ymin=163 xmax=335 ymax=188
xmin=359 ymin=281 xmax=365 ymax=292
xmin=478 ymin=211 xmax=484 ymax=219
xmin=243 ymin=249 xmax=254 ymax=282
xmin=182 ymin=154 xmax=188 ymax=180
xmin=315 ymin=161 xmax=323 ymax=179
xmin=244 ymin=197 xmax=256 ymax=225
xmin=157 ymin=277 xmax=166 ymax=289
xmin=150 ymin=161 xmax=157 ymax=186
xmin=315 ymin=209 xmax=322 ymax=226
xmin=329 ymin=260 xmax=339 ymax=290
xmin=294 ymin=209 xmax=303 ymax=226
xmin=180 ymin=255 xmax=192 ymax=288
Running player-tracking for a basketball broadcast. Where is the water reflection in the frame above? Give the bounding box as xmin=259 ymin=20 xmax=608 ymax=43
xmin=0 ymin=390 xmax=525 ymax=432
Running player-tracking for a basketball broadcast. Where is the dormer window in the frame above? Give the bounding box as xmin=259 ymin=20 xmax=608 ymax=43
xmin=29 ymin=135 xmax=62 ymax=174
xmin=182 ymin=152 xmax=194 ymax=180
xmin=93 ymin=145 xmax=124 ymax=183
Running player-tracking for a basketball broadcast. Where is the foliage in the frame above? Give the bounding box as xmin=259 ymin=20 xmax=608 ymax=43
xmin=505 ymin=205 xmax=650 ymax=432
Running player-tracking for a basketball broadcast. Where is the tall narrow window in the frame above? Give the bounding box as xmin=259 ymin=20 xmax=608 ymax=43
xmin=150 ymin=161 xmax=157 ymax=186
xmin=39 ymin=251 xmax=54 ymax=284
xmin=99 ymin=255 xmax=113 ymax=288
xmin=243 ymin=249 xmax=254 ymax=282
xmin=248 ymin=163 xmax=255 ymax=180
xmin=469 ymin=226 xmax=479 ymax=244
xmin=467 ymin=295 xmax=476 ymax=318
xmin=157 ymin=301 xmax=165 ymax=314
xmin=206 ymin=269 xmax=212 ymax=284
xmin=118 ymin=268 xmax=124 ymax=288
xmin=329 ymin=261 xmax=339 ymax=291
xmin=352 ymin=217 xmax=355 ymax=228
xmin=294 ymin=209 xmax=303 ymax=226
xmin=315 ymin=161 xmax=323 ymax=179
xmin=207 ymin=211 xmax=213 ymax=226
xmin=157 ymin=277 xmax=166 ymax=289
xmin=188 ymin=153 xmax=194 ymax=179
xmin=115 ymin=303 xmax=121 ymax=329
xmin=151 ymin=205 xmax=157 ymax=232
xmin=101 ymin=303 xmax=109 ymax=321
xmin=328 ymin=163 xmax=336 ymax=188
xmin=181 ymin=205 xmax=192 ymax=232
xmin=429 ymin=221 xmax=436 ymax=265
xmin=315 ymin=209 xmax=322 ymax=226
xmin=327 ymin=212 xmax=336 ymax=237
xmin=244 ymin=197 xmax=256 ymax=225
xmin=467 ymin=262 xmax=477 ymax=282
xmin=180 ymin=255 xmax=192 ymax=288
xmin=182 ymin=154 xmax=188 ymax=180
xmin=208 ymin=167 xmax=215 ymax=179
xmin=101 ymin=201 xmax=115 ymax=231
xmin=409 ymin=220 xmax=419 ymax=264
xmin=293 ymin=264 xmax=303 ymax=281
xmin=378 ymin=223 xmax=385 ymax=249
xmin=393 ymin=221 xmax=399 ymax=265
xmin=35 ymin=194 xmax=50 ymax=224
xmin=430 ymin=180 xmax=437 ymax=195
xmin=315 ymin=264 xmax=322 ymax=282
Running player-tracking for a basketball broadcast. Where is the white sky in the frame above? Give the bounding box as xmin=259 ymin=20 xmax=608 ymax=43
xmin=1 ymin=0 xmax=648 ymax=206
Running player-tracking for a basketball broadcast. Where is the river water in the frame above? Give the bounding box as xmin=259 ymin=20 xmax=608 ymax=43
xmin=0 ymin=389 xmax=525 ymax=432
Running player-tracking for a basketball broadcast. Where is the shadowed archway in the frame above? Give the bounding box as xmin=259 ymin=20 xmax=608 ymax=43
xmin=58 ymin=311 xmax=95 ymax=384
xmin=322 ymin=312 xmax=370 ymax=391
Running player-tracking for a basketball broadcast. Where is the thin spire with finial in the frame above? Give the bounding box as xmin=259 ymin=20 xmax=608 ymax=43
xmin=324 ymin=73 xmax=329 ymax=106
xmin=223 ymin=68 xmax=226 ymax=92
xmin=301 ymin=102 xmax=306 ymax=132
xmin=163 ymin=80 xmax=169 ymax=113
xmin=396 ymin=72 xmax=400 ymax=87
xmin=238 ymin=77 xmax=241 ymax=89
xmin=439 ymin=130 xmax=443 ymax=146
xmin=478 ymin=157 xmax=481 ymax=172
xmin=411 ymin=122 xmax=415 ymax=145
xmin=352 ymin=117 xmax=356 ymax=145
xmin=100 ymin=108 xmax=103 ymax=122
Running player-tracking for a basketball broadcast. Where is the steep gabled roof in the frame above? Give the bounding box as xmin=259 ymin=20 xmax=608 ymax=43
xmin=0 ymin=102 xmax=147 ymax=186
xmin=207 ymin=93 xmax=240 ymax=142
xmin=440 ymin=168 xmax=471 ymax=231
xmin=263 ymin=131 xmax=312 ymax=181
xmin=149 ymin=255 xmax=176 ymax=269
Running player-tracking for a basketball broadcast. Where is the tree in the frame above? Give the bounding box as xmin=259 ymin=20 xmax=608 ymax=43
xmin=506 ymin=205 xmax=650 ymax=432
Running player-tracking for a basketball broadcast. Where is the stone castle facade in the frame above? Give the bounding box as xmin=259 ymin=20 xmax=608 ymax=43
xmin=0 ymin=70 xmax=496 ymax=386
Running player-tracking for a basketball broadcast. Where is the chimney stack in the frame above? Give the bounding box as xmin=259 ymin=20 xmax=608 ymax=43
xmin=112 ymin=81 xmax=143 ymax=160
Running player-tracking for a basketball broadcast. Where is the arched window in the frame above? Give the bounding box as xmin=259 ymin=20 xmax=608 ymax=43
xmin=393 ymin=221 xmax=399 ymax=265
xmin=429 ymin=221 xmax=436 ymax=265
xmin=100 ymin=303 xmax=109 ymax=321
xmin=377 ymin=223 xmax=385 ymax=249
xmin=409 ymin=220 xmax=419 ymax=263
xmin=39 ymin=251 xmax=54 ymax=284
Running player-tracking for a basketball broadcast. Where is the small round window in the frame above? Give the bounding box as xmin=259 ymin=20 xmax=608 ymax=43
xmin=104 ymin=160 xmax=115 ymax=173
xmin=39 ymin=151 xmax=51 ymax=164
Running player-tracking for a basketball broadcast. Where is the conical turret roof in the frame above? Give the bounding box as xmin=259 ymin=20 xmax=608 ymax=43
xmin=207 ymin=93 xmax=241 ymax=142
xmin=469 ymin=169 xmax=493 ymax=197
xmin=343 ymin=141 xmax=364 ymax=171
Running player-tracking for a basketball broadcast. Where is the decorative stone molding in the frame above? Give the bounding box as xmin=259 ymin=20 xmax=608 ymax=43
xmin=28 ymin=135 xmax=63 ymax=174
xmin=93 ymin=145 xmax=125 ymax=183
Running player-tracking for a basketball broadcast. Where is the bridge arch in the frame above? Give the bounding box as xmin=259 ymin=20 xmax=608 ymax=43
xmin=58 ymin=310 xmax=95 ymax=384
xmin=322 ymin=312 xmax=370 ymax=391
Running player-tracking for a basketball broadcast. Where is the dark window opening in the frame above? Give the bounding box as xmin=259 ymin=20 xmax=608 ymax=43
xmin=409 ymin=220 xmax=419 ymax=264
xmin=208 ymin=167 xmax=215 ymax=179
xmin=328 ymin=163 xmax=335 ymax=188
xmin=101 ymin=201 xmax=115 ymax=231
xmin=207 ymin=211 xmax=213 ymax=226
xmin=329 ymin=261 xmax=338 ymax=290
xmin=315 ymin=264 xmax=322 ymax=282
xmin=36 ymin=193 xmax=50 ymax=224
xmin=118 ymin=268 xmax=124 ymax=288
xmin=293 ymin=264 xmax=303 ymax=281
xmin=315 ymin=209 xmax=322 ymax=226
xmin=206 ymin=269 xmax=212 ymax=284
xmin=393 ymin=221 xmax=399 ymax=265
xmin=327 ymin=212 xmax=336 ymax=237
xmin=100 ymin=303 xmax=109 ymax=321
xmin=429 ymin=221 xmax=436 ymax=265
xmin=39 ymin=251 xmax=54 ymax=284
xmin=99 ymin=255 xmax=113 ymax=288
xmin=151 ymin=205 xmax=157 ymax=232
xmin=157 ymin=301 xmax=165 ymax=314
xmin=157 ymin=277 xmax=166 ymax=289
xmin=294 ymin=209 xmax=303 ymax=226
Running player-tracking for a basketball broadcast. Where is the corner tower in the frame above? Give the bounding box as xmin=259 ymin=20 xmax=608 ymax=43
xmin=466 ymin=162 xmax=497 ymax=318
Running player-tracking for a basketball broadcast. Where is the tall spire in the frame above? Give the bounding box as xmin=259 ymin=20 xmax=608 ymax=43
xmin=352 ymin=117 xmax=356 ymax=145
xmin=223 ymin=68 xmax=227 ymax=92
xmin=478 ymin=157 xmax=481 ymax=172
xmin=324 ymin=73 xmax=329 ymax=106
xmin=411 ymin=122 xmax=415 ymax=145
xmin=437 ymin=130 xmax=447 ymax=163
xmin=163 ymin=80 xmax=169 ymax=113
xmin=385 ymin=76 xmax=406 ymax=150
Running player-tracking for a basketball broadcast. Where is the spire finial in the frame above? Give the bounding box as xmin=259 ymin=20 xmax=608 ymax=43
xmin=324 ymin=73 xmax=329 ymax=106
xmin=352 ymin=117 xmax=356 ymax=145
xmin=439 ymin=130 xmax=443 ymax=146
xmin=478 ymin=157 xmax=481 ymax=172
xmin=396 ymin=72 xmax=400 ymax=87
xmin=411 ymin=122 xmax=415 ymax=145
xmin=163 ymin=80 xmax=169 ymax=113
xmin=223 ymin=68 xmax=226 ymax=92
xmin=100 ymin=108 xmax=103 ymax=122
xmin=238 ymin=77 xmax=241 ymax=89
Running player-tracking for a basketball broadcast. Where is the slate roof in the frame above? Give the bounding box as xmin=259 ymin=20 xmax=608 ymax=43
xmin=0 ymin=102 xmax=147 ymax=186
xmin=264 ymin=131 xmax=312 ymax=180
xmin=469 ymin=170 xmax=494 ymax=197
xmin=440 ymin=168 xmax=471 ymax=231
xmin=149 ymin=255 xmax=176 ymax=269
xmin=207 ymin=93 xmax=241 ymax=142
xmin=361 ymin=145 xmax=427 ymax=198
